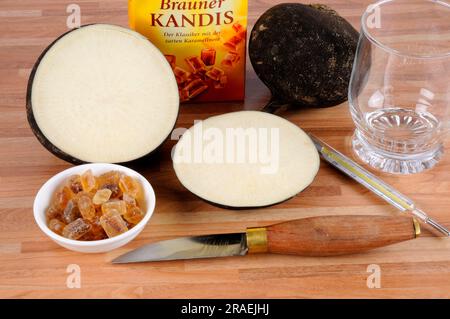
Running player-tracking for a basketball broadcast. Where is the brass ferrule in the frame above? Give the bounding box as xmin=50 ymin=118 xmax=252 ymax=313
xmin=246 ymin=227 xmax=268 ymax=254
xmin=413 ymin=218 xmax=421 ymax=238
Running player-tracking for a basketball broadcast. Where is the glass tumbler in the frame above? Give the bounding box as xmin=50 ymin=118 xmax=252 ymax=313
xmin=349 ymin=0 xmax=450 ymax=174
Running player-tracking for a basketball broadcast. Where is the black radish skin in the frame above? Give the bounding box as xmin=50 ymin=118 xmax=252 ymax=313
xmin=249 ymin=3 xmax=359 ymax=109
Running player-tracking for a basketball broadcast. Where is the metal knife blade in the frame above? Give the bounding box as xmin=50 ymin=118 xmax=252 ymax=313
xmin=112 ymin=233 xmax=248 ymax=264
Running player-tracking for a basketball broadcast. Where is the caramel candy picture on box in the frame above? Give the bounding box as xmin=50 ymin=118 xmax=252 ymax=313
xmin=129 ymin=0 xmax=247 ymax=103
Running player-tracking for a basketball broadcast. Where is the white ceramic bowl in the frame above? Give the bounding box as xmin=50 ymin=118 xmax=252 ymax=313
xmin=33 ymin=163 xmax=156 ymax=253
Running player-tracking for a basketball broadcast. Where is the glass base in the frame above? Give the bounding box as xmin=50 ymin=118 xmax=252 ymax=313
xmin=352 ymin=130 xmax=443 ymax=174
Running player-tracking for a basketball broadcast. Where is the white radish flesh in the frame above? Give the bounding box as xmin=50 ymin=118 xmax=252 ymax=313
xmin=29 ymin=24 xmax=179 ymax=163
xmin=173 ymin=111 xmax=320 ymax=208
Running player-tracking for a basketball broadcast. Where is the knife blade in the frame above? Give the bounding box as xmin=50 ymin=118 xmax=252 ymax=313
xmin=112 ymin=215 xmax=420 ymax=264
xmin=113 ymin=233 xmax=247 ymax=264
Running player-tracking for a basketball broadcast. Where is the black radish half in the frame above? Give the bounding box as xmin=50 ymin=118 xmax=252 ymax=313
xmin=27 ymin=24 xmax=179 ymax=164
xmin=172 ymin=111 xmax=320 ymax=208
xmin=249 ymin=3 xmax=359 ymax=109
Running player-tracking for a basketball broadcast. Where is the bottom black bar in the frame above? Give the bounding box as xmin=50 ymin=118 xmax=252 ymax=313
xmin=2 ymin=299 xmax=447 ymax=317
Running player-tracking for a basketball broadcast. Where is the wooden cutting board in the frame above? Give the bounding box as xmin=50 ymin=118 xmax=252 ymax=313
xmin=0 ymin=0 xmax=449 ymax=298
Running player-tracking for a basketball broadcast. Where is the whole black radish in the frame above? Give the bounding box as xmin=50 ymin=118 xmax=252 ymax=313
xmin=249 ymin=3 xmax=359 ymax=110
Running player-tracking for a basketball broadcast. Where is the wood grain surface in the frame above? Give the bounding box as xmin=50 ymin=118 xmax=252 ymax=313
xmin=1 ymin=0 xmax=449 ymax=299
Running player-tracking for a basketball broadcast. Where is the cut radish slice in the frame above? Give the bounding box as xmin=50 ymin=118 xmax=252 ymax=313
xmin=27 ymin=24 xmax=179 ymax=164
xmin=173 ymin=111 xmax=320 ymax=208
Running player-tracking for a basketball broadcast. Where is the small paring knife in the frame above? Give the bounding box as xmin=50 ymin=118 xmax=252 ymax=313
xmin=112 ymin=215 xmax=420 ymax=264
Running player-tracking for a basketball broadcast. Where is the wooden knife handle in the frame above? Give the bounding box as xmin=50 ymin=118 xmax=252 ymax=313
xmin=246 ymin=215 xmax=420 ymax=256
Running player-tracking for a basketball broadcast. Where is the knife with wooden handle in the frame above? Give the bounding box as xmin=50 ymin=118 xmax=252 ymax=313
xmin=112 ymin=215 xmax=420 ymax=263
